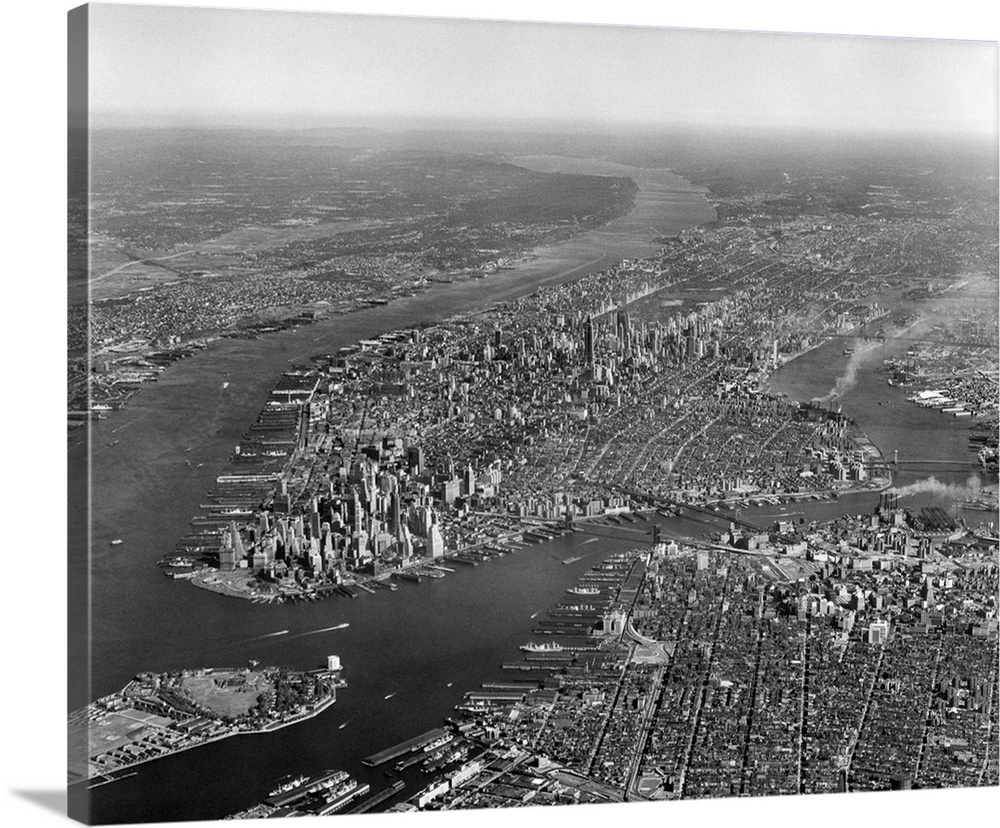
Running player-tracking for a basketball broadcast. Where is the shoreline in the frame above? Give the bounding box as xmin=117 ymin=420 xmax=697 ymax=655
xmin=186 ymin=524 xmax=575 ymax=603
xmin=76 ymin=159 xmax=707 ymax=425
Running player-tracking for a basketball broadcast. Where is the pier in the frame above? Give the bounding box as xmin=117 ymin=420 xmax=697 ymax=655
xmin=362 ymin=728 xmax=449 ymax=767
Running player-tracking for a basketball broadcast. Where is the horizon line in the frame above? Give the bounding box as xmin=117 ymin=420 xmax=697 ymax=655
xmin=81 ymin=114 xmax=999 ymax=141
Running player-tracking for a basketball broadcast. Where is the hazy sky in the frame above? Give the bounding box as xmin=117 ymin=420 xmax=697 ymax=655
xmin=86 ymin=2 xmax=998 ymax=136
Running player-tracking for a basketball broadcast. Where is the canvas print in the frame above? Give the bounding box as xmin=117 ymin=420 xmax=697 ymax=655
xmin=67 ymin=3 xmax=999 ymax=824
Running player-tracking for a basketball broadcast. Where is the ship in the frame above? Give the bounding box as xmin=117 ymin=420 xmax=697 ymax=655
xmin=109 ymin=539 xmax=123 ymax=546
xmin=567 ymin=586 xmax=600 ymax=596
xmin=268 ymin=774 xmax=308 ymax=797
xmin=520 ymin=641 xmax=564 ymax=653
xmin=958 ymin=497 xmax=1000 ymax=512
xmin=422 ymin=733 xmax=454 ymax=752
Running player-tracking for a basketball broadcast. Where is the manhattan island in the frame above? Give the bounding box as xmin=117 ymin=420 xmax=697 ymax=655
xmin=162 ymin=221 xmax=993 ymax=602
xmin=142 ymin=141 xmax=997 ymax=604
xmin=166 ymin=259 xmax=891 ymax=599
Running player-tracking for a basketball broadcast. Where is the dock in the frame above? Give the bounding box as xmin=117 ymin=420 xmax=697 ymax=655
xmin=393 ymin=570 xmax=422 ymax=583
xmin=344 ymin=780 xmax=405 ymax=815
xmin=362 ymin=727 xmax=449 ymax=767
xmin=314 ymin=783 xmax=370 ymax=815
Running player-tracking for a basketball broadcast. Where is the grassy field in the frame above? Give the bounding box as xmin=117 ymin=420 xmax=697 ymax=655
xmin=180 ymin=670 xmax=273 ymax=718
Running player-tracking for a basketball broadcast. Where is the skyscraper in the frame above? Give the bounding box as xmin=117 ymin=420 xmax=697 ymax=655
xmin=391 ymin=492 xmax=403 ymax=541
xmin=584 ymin=316 xmax=595 ymax=366
xmin=220 ymin=521 xmax=244 ymax=571
xmin=616 ymin=310 xmax=630 ymax=348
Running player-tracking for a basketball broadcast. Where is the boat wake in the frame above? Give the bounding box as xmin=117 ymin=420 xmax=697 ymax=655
xmin=291 ymin=622 xmax=350 ymax=639
xmin=253 ymin=629 xmax=290 ymax=640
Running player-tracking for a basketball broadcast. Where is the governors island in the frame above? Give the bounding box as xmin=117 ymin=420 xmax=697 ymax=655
xmin=68 ymin=663 xmax=345 ymax=785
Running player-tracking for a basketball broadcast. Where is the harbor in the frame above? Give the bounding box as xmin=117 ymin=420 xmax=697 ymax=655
xmin=78 ymin=523 xmax=642 ymax=823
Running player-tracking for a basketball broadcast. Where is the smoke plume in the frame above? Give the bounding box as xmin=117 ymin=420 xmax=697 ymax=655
xmin=888 ymin=474 xmax=990 ymax=502
xmin=818 ymin=342 xmax=882 ymax=402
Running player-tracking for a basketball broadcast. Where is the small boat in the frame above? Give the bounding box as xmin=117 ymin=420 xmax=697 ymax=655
xmin=110 ymin=539 xmax=123 ymax=546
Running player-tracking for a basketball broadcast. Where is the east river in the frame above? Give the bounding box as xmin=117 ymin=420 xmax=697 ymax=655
xmin=766 ymin=310 xmax=998 ymax=525
xmin=69 ymin=159 xmax=995 ymax=823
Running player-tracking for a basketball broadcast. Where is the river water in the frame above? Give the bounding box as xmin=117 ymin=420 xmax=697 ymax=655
xmin=765 ymin=312 xmax=997 ymax=526
xmin=72 ymin=160 xmax=714 ymax=822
